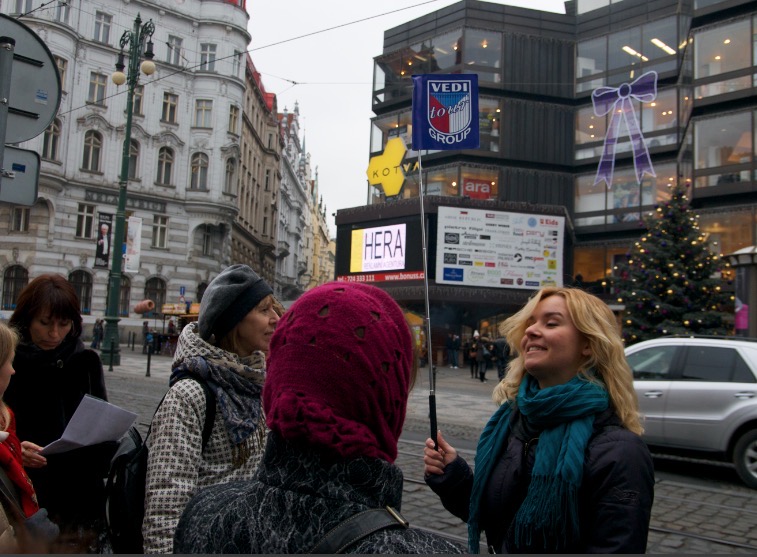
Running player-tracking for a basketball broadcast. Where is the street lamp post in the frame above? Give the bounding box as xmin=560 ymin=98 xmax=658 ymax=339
xmin=101 ymin=13 xmax=155 ymax=367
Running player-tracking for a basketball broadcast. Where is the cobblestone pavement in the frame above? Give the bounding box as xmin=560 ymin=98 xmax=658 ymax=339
xmin=104 ymin=350 xmax=757 ymax=554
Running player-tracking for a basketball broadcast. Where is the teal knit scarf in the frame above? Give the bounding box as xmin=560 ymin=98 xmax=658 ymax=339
xmin=467 ymin=374 xmax=609 ymax=553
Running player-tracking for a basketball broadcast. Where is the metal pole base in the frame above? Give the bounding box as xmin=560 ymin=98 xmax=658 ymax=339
xmin=101 ymin=316 xmax=121 ymax=366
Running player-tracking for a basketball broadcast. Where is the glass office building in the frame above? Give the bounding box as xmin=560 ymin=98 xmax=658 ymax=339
xmin=369 ymin=0 xmax=756 ymax=292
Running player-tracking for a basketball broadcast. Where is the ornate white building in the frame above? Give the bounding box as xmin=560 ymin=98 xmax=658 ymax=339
xmin=275 ymin=103 xmax=313 ymax=301
xmin=0 ymin=0 xmax=334 ymax=327
xmin=0 ymin=0 xmax=251 ymax=334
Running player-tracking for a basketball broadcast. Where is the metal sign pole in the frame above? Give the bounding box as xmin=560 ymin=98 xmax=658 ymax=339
xmin=0 ymin=36 xmax=15 ymax=194
xmin=417 ymin=149 xmax=437 ymax=449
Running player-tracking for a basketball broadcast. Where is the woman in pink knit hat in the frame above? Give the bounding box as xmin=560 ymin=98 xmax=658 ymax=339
xmin=173 ymin=281 xmax=464 ymax=554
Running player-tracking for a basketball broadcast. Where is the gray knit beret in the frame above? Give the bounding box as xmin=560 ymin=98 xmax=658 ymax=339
xmin=198 ymin=264 xmax=273 ymax=342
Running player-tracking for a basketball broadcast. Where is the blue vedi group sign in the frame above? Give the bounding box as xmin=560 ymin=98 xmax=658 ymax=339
xmin=412 ymin=74 xmax=479 ymax=151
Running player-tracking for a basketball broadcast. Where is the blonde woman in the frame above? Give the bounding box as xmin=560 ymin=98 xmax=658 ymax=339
xmin=424 ymin=287 xmax=654 ymax=553
xmin=0 ymin=323 xmax=58 ymax=552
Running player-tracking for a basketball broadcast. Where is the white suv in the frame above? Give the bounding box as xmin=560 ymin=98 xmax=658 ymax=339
xmin=625 ymin=335 xmax=757 ymax=488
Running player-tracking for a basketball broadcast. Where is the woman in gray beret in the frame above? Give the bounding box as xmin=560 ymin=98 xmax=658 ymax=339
xmin=142 ymin=264 xmax=280 ymax=554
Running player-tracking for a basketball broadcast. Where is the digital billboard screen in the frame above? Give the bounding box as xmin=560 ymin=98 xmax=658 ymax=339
xmin=336 ymin=217 xmax=425 ymax=284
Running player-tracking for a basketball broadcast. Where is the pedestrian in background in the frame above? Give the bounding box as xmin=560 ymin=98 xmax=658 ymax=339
xmin=468 ymin=332 xmax=481 ymax=379
xmin=142 ymin=264 xmax=279 ymax=554
xmin=5 ymin=274 xmax=113 ymax=552
xmin=493 ymin=336 xmax=510 ymax=381
xmin=424 ymin=287 xmax=654 ymax=553
xmin=90 ymin=319 xmax=103 ymax=349
xmin=482 ymin=340 xmax=498 ymax=383
xmin=173 ymin=282 xmax=464 ymax=554
xmin=452 ymin=334 xmax=461 ymax=369
xmin=141 ymin=321 xmax=150 ymax=354
xmin=445 ymin=333 xmax=458 ymax=369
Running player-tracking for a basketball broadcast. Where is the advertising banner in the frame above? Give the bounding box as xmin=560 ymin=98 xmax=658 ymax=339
xmin=412 ymin=74 xmax=479 ymax=151
xmin=124 ymin=216 xmax=142 ymax=273
xmin=349 ymin=223 xmax=406 ymax=273
xmin=435 ymin=206 xmax=564 ymax=290
xmin=94 ymin=213 xmax=113 ymax=269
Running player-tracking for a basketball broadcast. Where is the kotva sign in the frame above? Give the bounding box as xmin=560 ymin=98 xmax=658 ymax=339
xmin=412 ymin=74 xmax=479 ymax=151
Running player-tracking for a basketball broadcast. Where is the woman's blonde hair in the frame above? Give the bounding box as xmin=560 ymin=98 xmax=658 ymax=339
xmin=0 ymin=323 xmax=20 ymax=431
xmin=492 ymin=287 xmax=643 ymax=435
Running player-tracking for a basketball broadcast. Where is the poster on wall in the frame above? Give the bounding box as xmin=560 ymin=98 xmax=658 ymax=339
xmin=124 ymin=216 xmax=142 ymax=273
xmin=94 ymin=213 xmax=113 ymax=269
xmin=435 ymin=206 xmax=564 ymax=290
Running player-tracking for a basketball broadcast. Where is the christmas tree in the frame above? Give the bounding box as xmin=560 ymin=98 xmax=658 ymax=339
xmin=612 ymin=183 xmax=733 ymax=345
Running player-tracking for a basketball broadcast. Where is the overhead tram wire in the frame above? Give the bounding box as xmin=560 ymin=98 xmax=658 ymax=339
xmin=47 ymin=0 xmax=452 ymax=118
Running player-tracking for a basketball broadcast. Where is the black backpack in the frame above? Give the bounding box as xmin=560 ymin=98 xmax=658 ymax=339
xmin=105 ymin=376 xmax=216 ymax=555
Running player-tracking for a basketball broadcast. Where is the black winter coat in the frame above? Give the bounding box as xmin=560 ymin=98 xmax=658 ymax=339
xmin=4 ymin=338 xmax=115 ymax=532
xmin=175 ymin=432 xmax=465 ymax=554
xmin=426 ymin=407 xmax=654 ymax=553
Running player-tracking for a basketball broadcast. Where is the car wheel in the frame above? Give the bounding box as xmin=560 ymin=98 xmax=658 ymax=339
xmin=733 ymin=430 xmax=757 ymax=489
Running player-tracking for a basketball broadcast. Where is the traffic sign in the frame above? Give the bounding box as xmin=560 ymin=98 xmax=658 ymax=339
xmin=0 ymin=14 xmax=61 ymax=143
xmin=0 ymin=145 xmax=38 ymax=205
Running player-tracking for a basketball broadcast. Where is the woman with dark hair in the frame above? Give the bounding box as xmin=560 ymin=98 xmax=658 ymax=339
xmin=5 ymin=274 xmax=113 ymax=552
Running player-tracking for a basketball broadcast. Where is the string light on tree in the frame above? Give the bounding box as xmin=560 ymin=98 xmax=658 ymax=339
xmin=612 ymin=182 xmax=732 ymax=345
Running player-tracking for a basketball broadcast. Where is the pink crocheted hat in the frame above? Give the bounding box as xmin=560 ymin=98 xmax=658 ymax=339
xmin=263 ymin=282 xmax=413 ymax=463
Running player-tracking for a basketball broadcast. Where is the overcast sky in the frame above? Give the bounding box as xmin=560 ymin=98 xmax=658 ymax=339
xmin=246 ymin=0 xmax=566 ymax=236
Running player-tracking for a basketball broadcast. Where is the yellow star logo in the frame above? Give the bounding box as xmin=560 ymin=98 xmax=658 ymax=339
xmin=366 ymin=138 xmax=407 ymax=197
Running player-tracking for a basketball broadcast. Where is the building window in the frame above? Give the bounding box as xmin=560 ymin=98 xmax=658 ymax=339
xmin=2 ymin=265 xmax=28 ymax=310
xmin=42 ymin=118 xmax=61 ymax=160
xmin=694 ymin=18 xmax=752 ymax=99
xmin=119 ymin=275 xmax=131 ymax=317
xmin=228 ymin=104 xmax=239 ymax=134
xmin=69 ymin=270 xmax=92 ymax=315
xmin=232 ymin=50 xmax=241 ymax=77
xmin=82 ymin=130 xmax=102 ymax=172
xmin=133 ymin=85 xmax=144 ymax=116
xmin=88 ymin=72 xmax=107 ymax=105
xmin=167 ymin=35 xmax=183 ymax=65
xmin=202 ymin=226 xmax=212 ymax=256
xmin=94 ymin=12 xmax=112 ymax=44
xmin=224 ymin=158 xmax=236 ymax=193
xmin=200 ymin=43 xmax=216 ymax=71
xmin=162 ymin=93 xmax=178 ymax=123
xmin=144 ymin=277 xmax=166 ymax=314
xmin=76 ymin=203 xmax=96 ymax=238
xmin=54 ymin=56 xmax=67 ymax=89
xmin=190 ymin=153 xmax=209 ymax=190
xmin=194 ymin=99 xmax=213 ymax=128
xmin=152 ymin=216 xmax=168 ymax=248
xmin=264 ymin=168 xmax=271 ymax=191
xmin=157 ymin=147 xmax=174 ymax=185
xmin=10 ymin=207 xmax=29 ymax=232
xmin=12 ymin=0 xmax=32 ymax=14
xmin=55 ymin=1 xmax=69 ymax=23
xmin=263 ymin=216 xmax=268 ymax=236
xmin=694 ymin=110 xmax=752 ymax=187
xmin=462 ymin=29 xmax=502 ymax=83
xmin=128 ymin=140 xmax=140 ymax=180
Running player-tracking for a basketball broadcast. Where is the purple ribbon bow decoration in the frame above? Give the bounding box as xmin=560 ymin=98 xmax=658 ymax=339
xmin=592 ymin=70 xmax=658 ymax=188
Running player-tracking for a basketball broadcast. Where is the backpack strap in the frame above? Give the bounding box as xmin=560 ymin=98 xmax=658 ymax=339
xmin=148 ymin=374 xmax=217 ymax=451
xmin=309 ymin=506 xmax=409 ymax=554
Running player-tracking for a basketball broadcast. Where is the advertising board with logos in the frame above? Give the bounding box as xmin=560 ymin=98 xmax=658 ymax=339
xmin=435 ymin=206 xmax=564 ymax=290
